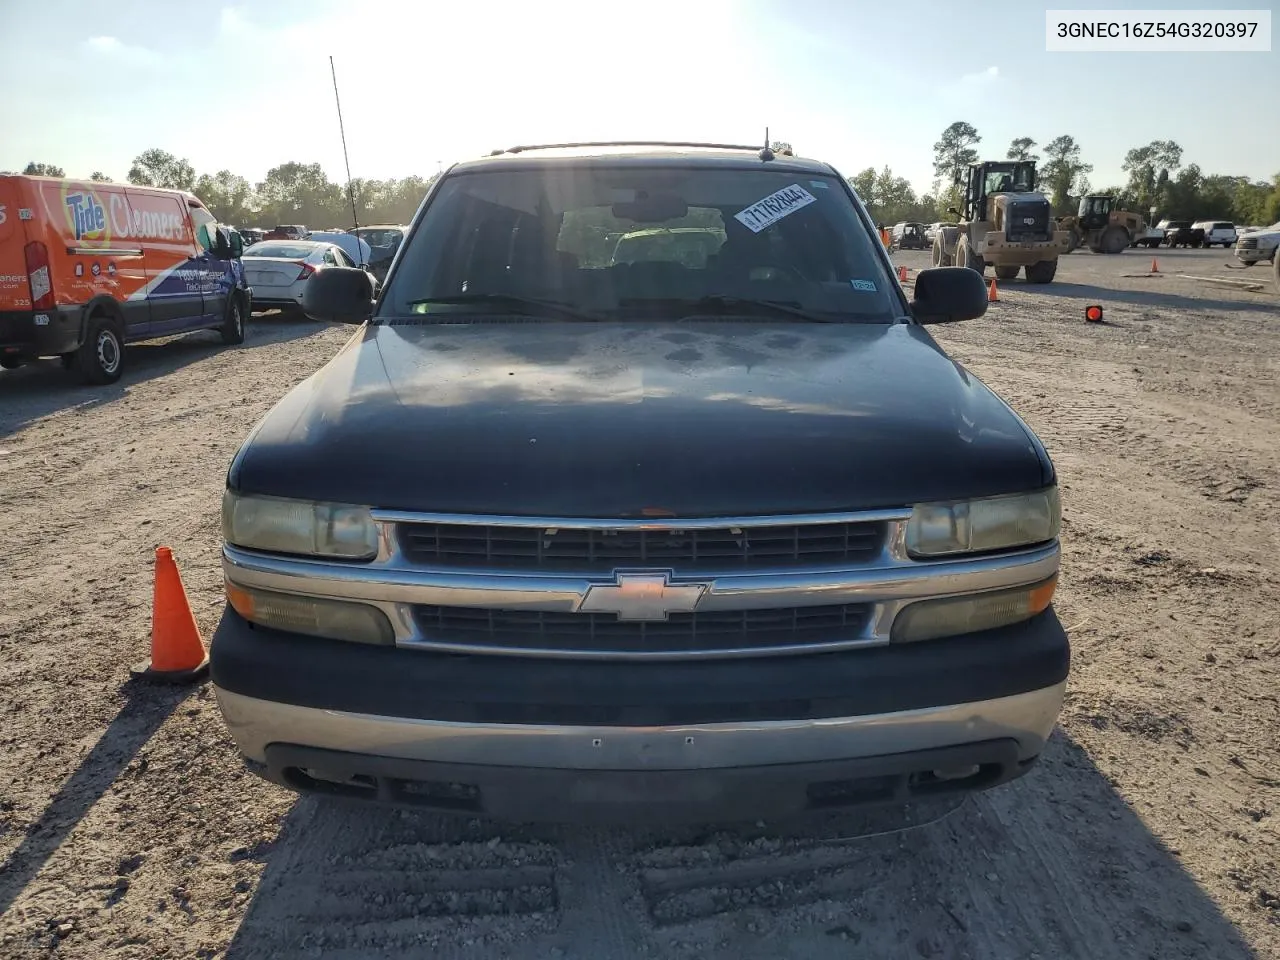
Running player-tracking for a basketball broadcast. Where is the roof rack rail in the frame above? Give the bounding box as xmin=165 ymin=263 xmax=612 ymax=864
xmin=487 ymin=140 xmax=772 ymax=157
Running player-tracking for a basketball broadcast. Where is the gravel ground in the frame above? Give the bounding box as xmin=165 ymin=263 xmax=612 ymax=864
xmin=1 ymin=246 xmax=1276 ymax=959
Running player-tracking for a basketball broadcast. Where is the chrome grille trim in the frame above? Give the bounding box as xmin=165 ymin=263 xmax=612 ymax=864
xmin=396 ymin=520 xmax=887 ymax=571
xmin=408 ymin=602 xmax=874 ymax=660
xmin=222 ymin=532 xmax=1061 ymax=660
xmin=370 ymin=508 xmax=914 ymax=529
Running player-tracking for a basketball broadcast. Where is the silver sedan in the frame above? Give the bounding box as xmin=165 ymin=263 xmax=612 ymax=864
xmin=243 ymin=240 xmax=378 ymax=316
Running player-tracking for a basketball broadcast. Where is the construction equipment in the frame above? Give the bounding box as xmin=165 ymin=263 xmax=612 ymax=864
xmin=931 ymin=160 xmax=1070 ymax=284
xmin=1056 ymin=196 xmax=1150 ymax=254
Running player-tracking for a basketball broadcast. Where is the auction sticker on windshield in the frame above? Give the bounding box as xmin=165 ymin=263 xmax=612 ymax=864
xmin=734 ymin=184 xmax=817 ymax=233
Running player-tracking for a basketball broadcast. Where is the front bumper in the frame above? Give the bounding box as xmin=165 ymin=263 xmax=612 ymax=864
xmin=210 ymin=606 xmax=1069 ymax=821
xmin=1235 ymin=248 xmax=1274 ymax=264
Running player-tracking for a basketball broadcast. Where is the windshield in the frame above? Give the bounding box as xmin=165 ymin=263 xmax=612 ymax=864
xmin=984 ymin=166 xmax=1034 ymax=195
xmin=357 ymin=228 xmax=404 ymax=248
xmin=383 ymin=166 xmax=900 ymax=323
xmin=245 ymin=242 xmax=317 ymax=259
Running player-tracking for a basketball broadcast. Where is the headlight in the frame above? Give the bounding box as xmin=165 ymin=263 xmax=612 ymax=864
xmin=222 ymin=490 xmax=378 ymax=560
xmin=226 ymin=581 xmax=394 ymax=645
xmin=905 ymin=487 xmax=1060 ymax=558
xmin=891 ymin=576 xmax=1057 ymax=644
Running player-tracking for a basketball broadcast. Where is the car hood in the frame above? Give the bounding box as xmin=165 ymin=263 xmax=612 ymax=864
xmin=230 ymin=321 xmax=1052 ymax=517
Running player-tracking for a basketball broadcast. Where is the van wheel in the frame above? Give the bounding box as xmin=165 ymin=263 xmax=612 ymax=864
xmin=994 ymin=265 xmax=1020 ymax=280
xmin=72 ymin=313 xmax=124 ymax=385
xmin=221 ymin=295 xmax=246 ymax=345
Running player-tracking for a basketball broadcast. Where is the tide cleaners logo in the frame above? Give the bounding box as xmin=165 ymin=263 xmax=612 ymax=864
xmin=65 ymin=191 xmax=108 ymax=240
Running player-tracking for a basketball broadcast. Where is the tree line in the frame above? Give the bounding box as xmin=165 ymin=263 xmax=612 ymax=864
xmin=856 ymin=121 xmax=1280 ymax=228
xmin=12 ymin=131 xmax=1280 ymax=231
xmin=8 ymin=151 xmax=436 ymax=229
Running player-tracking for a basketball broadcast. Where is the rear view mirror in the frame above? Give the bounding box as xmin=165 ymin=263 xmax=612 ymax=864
xmin=612 ymin=193 xmax=688 ymax=223
xmin=947 ymin=206 xmax=959 ymax=216
xmin=302 ymin=266 xmax=375 ymax=325
xmin=909 ymin=267 xmax=988 ymax=325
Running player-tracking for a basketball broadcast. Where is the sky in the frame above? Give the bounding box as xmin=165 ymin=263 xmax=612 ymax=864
xmin=1 ymin=0 xmax=1276 ymax=197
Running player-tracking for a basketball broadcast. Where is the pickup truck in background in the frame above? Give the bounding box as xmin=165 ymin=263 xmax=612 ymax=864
xmin=1235 ymin=222 xmax=1279 ymax=267
xmin=1128 ymin=223 xmax=1165 ymax=248
xmin=1157 ymin=220 xmax=1205 ymax=248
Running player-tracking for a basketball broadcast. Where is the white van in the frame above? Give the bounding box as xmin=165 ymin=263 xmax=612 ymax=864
xmin=1194 ymin=221 xmax=1237 ymax=248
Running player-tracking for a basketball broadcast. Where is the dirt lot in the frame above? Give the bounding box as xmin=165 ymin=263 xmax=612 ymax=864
xmin=1 ymin=246 xmax=1277 ymax=959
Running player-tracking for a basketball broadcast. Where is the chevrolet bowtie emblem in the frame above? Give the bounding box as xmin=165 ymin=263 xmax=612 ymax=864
xmin=578 ymin=572 xmax=709 ymax=621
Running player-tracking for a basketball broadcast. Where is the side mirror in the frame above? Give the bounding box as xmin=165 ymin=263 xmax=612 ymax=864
xmin=229 ymin=233 xmax=244 ymax=259
xmin=212 ymin=228 xmax=232 ymax=258
xmin=302 ymin=266 xmax=375 ymax=325
xmin=909 ymin=266 xmax=988 ymax=325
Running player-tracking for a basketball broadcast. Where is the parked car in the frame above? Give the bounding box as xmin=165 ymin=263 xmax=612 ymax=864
xmin=923 ymin=222 xmax=957 ymax=244
xmin=1193 ymin=221 xmax=1237 ymax=248
xmin=241 ymin=239 xmax=377 ymax=316
xmin=305 ymin=230 xmax=373 ymax=268
xmin=0 ymin=174 xmax=249 ymax=383
xmin=210 ymin=141 xmax=1068 ymax=824
xmin=1158 ymin=220 xmax=1205 ymax=248
xmin=1234 ymin=221 xmax=1279 ymax=266
xmin=890 ymin=221 xmax=929 ymax=251
xmin=265 ymin=224 xmax=308 ymax=240
xmin=240 ymin=228 xmax=265 ymax=246
xmin=349 ymin=225 xmax=408 ymax=284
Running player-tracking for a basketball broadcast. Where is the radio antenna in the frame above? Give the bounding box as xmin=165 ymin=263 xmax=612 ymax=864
xmin=329 ymin=55 xmax=363 ymax=266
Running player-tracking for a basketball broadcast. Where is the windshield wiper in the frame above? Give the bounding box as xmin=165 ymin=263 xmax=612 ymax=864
xmin=405 ymin=294 xmax=605 ymax=323
xmin=625 ymin=295 xmax=836 ymax=324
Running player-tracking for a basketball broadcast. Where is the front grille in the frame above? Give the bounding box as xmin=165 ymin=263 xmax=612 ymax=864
xmin=413 ymin=603 xmax=872 ymax=656
xmin=397 ymin=520 xmax=886 ymax=571
xmin=1238 ymin=237 xmax=1258 ymax=250
xmin=1006 ymin=200 xmax=1050 ymax=241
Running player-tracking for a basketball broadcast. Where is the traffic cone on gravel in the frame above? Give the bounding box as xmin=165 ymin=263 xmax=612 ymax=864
xmin=131 ymin=547 xmax=209 ymax=683
xmin=897 ymin=265 xmax=908 ymax=283
xmin=1150 ymin=257 xmax=1160 ymax=274
xmin=987 ymin=278 xmax=999 ymax=302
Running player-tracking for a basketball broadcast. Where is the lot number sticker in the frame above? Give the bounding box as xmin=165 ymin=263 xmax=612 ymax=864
xmin=734 ymin=184 xmax=817 ymax=233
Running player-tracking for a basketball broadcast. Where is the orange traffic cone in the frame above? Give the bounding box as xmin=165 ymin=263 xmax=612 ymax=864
xmin=1150 ymin=257 xmax=1159 ymax=273
xmin=131 ymin=547 xmax=209 ymax=683
xmin=987 ymin=278 xmax=999 ymax=302
xmin=897 ymin=265 xmax=909 ymax=283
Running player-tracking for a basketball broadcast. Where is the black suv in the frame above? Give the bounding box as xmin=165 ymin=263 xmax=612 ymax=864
xmin=210 ymin=142 xmax=1068 ymax=823
xmin=1162 ymin=220 xmax=1205 ymax=248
